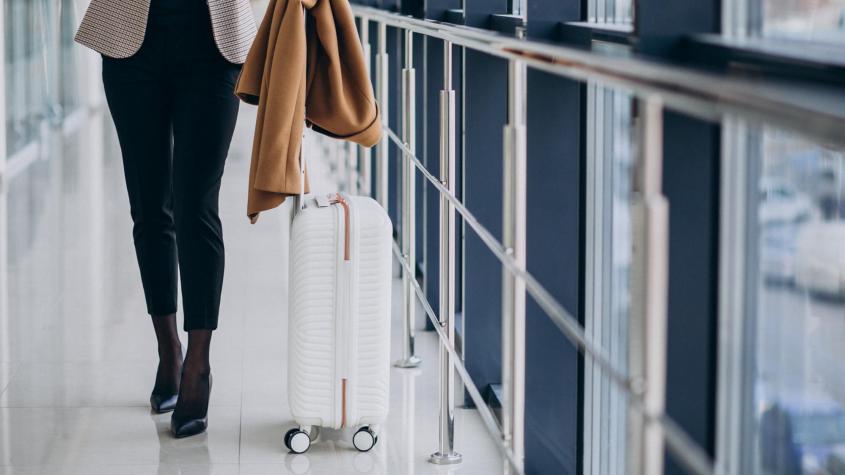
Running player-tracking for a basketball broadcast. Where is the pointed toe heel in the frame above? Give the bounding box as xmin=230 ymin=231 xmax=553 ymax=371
xmin=170 ymin=414 xmax=208 ymax=438
xmin=151 ymin=349 xmax=184 ymax=414
xmin=150 ymin=393 xmax=179 ymax=414
xmin=170 ymin=373 xmax=212 ymax=438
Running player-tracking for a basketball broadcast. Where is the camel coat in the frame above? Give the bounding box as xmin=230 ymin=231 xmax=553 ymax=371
xmin=235 ymin=0 xmax=381 ymax=222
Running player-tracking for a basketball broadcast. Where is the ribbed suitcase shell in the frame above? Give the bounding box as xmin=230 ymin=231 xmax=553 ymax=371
xmin=288 ymin=193 xmax=392 ymax=430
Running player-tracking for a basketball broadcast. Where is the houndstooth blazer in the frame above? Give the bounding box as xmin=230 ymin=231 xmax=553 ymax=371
xmin=74 ymin=0 xmax=258 ymax=64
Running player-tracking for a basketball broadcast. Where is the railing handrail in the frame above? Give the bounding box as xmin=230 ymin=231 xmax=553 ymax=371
xmin=352 ymin=4 xmax=845 ymax=149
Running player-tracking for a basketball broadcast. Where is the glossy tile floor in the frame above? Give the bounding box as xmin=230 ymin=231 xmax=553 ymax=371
xmin=0 ymin=100 xmax=502 ymax=473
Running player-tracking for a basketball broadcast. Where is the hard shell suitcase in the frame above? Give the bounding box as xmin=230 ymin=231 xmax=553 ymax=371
xmin=284 ymin=191 xmax=393 ymax=454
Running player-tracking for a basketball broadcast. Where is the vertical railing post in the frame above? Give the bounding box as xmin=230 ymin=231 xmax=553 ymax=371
xmin=501 ymin=31 xmax=528 ymax=474
xmin=628 ymin=96 xmax=668 ymax=475
xmin=0 ymin=0 xmax=6 ymax=188
xmin=429 ymin=39 xmax=462 ymax=465
xmin=347 ymin=141 xmax=358 ymax=193
xmin=0 ymin=0 xmax=7 ymax=364
xmin=395 ymin=29 xmax=422 ymax=368
xmin=716 ymin=117 xmax=750 ymax=475
xmin=0 ymin=169 xmax=6 ymax=366
xmin=375 ymin=22 xmax=389 ymax=207
xmin=335 ymin=139 xmax=347 ymax=190
xmin=359 ymin=17 xmax=372 ymax=197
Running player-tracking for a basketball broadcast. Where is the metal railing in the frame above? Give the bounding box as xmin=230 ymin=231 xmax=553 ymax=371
xmin=324 ymin=5 xmax=845 ymax=475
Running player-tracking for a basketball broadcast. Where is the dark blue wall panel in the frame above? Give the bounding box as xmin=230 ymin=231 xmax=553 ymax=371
xmin=636 ymin=0 xmax=720 ymax=59
xmin=464 ymin=0 xmax=508 ymax=28
xmin=413 ymin=33 xmax=426 ymax=277
xmin=387 ymin=26 xmax=401 ymax=232
xmin=525 ymin=0 xmax=578 ymax=40
xmin=425 ymin=0 xmax=461 ymax=21
xmin=523 ymin=4 xmax=583 ymax=475
xmin=662 ymin=112 xmax=720 ymax=474
xmin=462 ymin=50 xmax=507 ymax=399
xmin=424 ymin=36 xmax=445 ymax=317
xmin=454 ymin=46 xmax=465 ymax=317
xmin=524 ymin=70 xmax=582 ymax=475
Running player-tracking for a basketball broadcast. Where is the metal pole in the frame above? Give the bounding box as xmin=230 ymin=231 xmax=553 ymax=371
xmin=335 ymin=139 xmax=347 ymax=190
xmin=716 ymin=117 xmax=751 ymax=475
xmin=359 ymin=17 xmax=372 ymax=197
xmin=375 ymin=22 xmax=389 ymax=208
xmin=628 ymin=96 xmax=668 ymax=475
xmin=430 ymin=39 xmax=462 ymax=465
xmin=501 ymin=35 xmax=527 ymax=474
xmin=400 ymin=364 xmax=420 ymax=475
xmin=347 ymin=141 xmax=358 ymax=193
xmin=395 ymin=29 xmax=421 ymax=368
xmin=0 ymin=0 xmax=4 ymax=189
xmin=0 ymin=0 xmax=7 ymax=365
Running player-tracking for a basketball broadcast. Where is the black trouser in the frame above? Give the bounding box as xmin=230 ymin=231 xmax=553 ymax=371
xmin=102 ymin=7 xmax=240 ymax=331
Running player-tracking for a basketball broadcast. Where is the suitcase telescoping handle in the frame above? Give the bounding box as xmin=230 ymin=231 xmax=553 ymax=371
xmin=292 ymin=120 xmax=308 ymax=219
xmin=298 ymin=131 xmax=306 ymax=212
xmin=294 ymin=8 xmax=308 ymax=218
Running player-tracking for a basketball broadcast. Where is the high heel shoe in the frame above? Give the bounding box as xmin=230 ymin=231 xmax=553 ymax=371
xmin=150 ymin=392 xmax=179 ymax=414
xmin=150 ymin=352 xmax=183 ymax=414
xmin=170 ymin=373 xmax=212 ymax=438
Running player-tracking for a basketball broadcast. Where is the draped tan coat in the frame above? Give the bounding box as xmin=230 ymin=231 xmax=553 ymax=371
xmin=235 ymin=0 xmax=381 ymax=222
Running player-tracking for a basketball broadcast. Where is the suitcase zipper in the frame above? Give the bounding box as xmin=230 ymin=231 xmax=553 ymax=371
xmin=332 ymin=193 xmax=352 ymax=428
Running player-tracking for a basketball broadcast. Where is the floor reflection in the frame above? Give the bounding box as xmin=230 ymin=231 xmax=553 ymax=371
xmin=282 ymin=445 xmax=384 ymax=475
xmin=151 ymin=413 xmax=212 ymax=475
xmin=397 ymin=366 xmax=421 ymax=475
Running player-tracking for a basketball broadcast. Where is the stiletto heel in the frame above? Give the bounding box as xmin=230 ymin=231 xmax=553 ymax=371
xmin=170 ymin=373 xmax=212 ymax=438
xmin=150 ymin=348 xmax=183 ymax=414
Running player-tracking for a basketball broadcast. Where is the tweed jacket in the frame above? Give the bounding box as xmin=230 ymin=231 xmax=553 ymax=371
xmin=74 ymin=0 xmax=258 ymax=64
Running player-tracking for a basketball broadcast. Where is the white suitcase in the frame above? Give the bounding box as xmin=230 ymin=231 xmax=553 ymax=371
xmin=284 ymin=191 xmax=393 ymax=454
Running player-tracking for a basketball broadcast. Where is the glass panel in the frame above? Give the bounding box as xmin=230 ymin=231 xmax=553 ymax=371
xmin=59 ymin=0 xmax=82 ymax=116
xmin=746 ymin=127 xmax=845 ymax=475
xmin=587 ymin=0 xmax=634 ymax=24
xmin=761 ymin=0 xmax=845 ymax=43
xmin=5 ymin=0 xmax=49 ymax=156
xmin=4 ymin=0 xmax=84 ymax=158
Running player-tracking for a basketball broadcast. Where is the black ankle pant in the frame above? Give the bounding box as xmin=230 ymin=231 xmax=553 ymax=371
xmin=102 ymin=7 xmax=240 ymax=331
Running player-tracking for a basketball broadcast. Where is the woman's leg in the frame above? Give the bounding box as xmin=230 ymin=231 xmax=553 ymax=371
xmin=172 ymin=329 xmax=213 ymax=436
xmin=102 ymin=53 xmax=183 ymax=409
xmin=170 ymin=69 xmax=240 ymax=332
xmin=102 ymin=54 xmax=177 ymax=322
xmin=150 ymin=313 xmax=183 ymax=398
xmin=168 ymin=42 xmax=241 ymax=434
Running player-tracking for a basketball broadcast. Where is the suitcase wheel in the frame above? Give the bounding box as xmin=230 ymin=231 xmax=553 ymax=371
xmin=285 ymin=428 xmax=311 ymax=454
xmin=352 ymin=426 xmax=377 ymax=452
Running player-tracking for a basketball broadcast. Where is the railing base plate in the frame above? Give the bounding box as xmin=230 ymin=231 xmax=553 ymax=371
xmin=429 ymin=452 xmax=463 ymax=465
xmin=393 ymin=356 xmax=422 ymax=368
